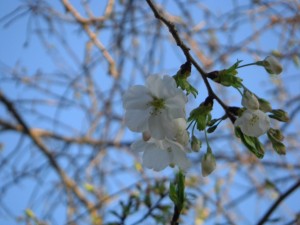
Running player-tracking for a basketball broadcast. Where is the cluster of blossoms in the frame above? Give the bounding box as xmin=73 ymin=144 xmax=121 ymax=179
xmin=123 ymin=75 xmax=191 ymax=171
xmin=123 ymin=55 xmax=287 ymax=175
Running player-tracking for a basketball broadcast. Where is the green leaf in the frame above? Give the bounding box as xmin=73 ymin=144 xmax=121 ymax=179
xmin=169 ymin=171 xmax=186 ymax=213
xmin=235 ymin=127 xmax=264 ymax=158
xmin=169 ymin=182 xmax=178 ymax=205
xmin=227 ymin=60 xmax=243 ymax=72
xmin=188 ymin=101 xmax=213 ymax=131
xmin=212 ymin=60 xmax=243 ymax=88
xmin=173 ymin=62 xmax=198 ymax=97
xmin=174 ymin=75 xmax=198 ymax=97
xmin=176 ymin=171 xmax=185 ymax=211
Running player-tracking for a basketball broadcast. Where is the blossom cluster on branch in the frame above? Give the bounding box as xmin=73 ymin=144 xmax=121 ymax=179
xmin=123 ymin=55 xmax=288 ymax=176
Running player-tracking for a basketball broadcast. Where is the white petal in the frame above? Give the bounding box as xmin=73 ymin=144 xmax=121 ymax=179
xmin=173 ymin=118 xmax=189 ymax=146
xmin=242 ymin=90 xmax=259 ymax=110
xmin=131 ymin=140 xmax=146 ymax=154
xmin=146 ymin=76 xmax=166 ymax=98
xmin=148 ymin=111 xmax=175 ymax=140
xmin=146 ymin=75 xmax=184 ymax=100
xmin=142 ymin=142 xmax=169 ymax=171
xmin=125 ymin=109 xmax=150 ymax=132
xmin=165 ymin=95 xmax=187 ymax=119
xmin=264 ymin=56 xmax=283 ymax=75
xmin=167 ymin=141 xmax=191 ymax=171
xmin=234 ymin=110 xmax=270 ymax=137
xmin=123 ymin=85 xmax=152 ymax=110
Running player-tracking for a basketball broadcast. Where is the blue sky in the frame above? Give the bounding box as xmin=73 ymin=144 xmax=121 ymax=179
xmin=1 ymin=1 xmax=300 ymax=225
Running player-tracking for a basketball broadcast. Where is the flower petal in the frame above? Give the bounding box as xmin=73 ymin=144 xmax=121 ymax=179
xmin=242 ymin=90 xmax=259 ymax=110
xmin=146 ymin=76 xmax=166 ymax=98
xmin=125 ymin=109 xmax=150 ymax=132
xmin=234 ymin=109 xmax=270 ymax=137
xmin=166 ymin=140 xmax=191 ymax=171
xmin=165 ymin=95 xmax=187 ymax=118
xmin=131 ymin=140 xmax=146 ymax=154
xmin=148 ymin=111 xmax=175 ymax=140
xmin=142 ymin=142 xmax=169 ymax=171
xmin=123 ymin=85 xmax=152 ymax=110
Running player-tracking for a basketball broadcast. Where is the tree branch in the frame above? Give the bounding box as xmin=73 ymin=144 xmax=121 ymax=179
xmin=61 ymin=0 xmax=118 ymax=78
xmin=145 ymin=0 xmax=235 ymax=122
xmin=256 ymin=179 xmax=300 ymax=225
xmin=0 ymin=91 xmax=97 ymax=216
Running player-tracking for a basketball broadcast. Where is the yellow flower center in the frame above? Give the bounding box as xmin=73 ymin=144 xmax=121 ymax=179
xmin=149 ymin=97 xmax=165 ymax=115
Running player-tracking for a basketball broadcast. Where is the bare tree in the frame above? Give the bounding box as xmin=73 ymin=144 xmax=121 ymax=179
xmin=0 ymin=0 xmax=300 ymax=224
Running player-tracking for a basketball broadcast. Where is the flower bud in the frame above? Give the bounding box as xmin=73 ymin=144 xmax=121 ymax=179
xmin=143 ymin=131 xmax=151 ymax=141
xmin=242 ymin=90 xmax=259 ymax=110
xmin=267 ymin=129 xmax=286 ymax=155
xmin=191 ymin=135 xmax=201 ymax=152
xmin=269 ymin=109 xmax=289 ymax=122
xmin=201 ymin=147 xmax=216 ymax=177
xmin=273 ymin=142 xmax=286 ymax=155
xmin=263 ymin=56 xmax=283 ymax=75
xmin=258 ymin=98 xmax=272 ymax=112
xmin=268 ymin=128 xmax=284 ymax=141
xmin=174 ymin=118 xmax=189 ymax=146
xmin=234 ymin=109 xmax=270 ymax=137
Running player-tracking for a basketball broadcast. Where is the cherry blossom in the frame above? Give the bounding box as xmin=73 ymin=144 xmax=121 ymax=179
xmin=234 ymin=109 xmax=270 ymax=137
xmin=131 ymin=118 xmax=191 ymax=171
xmin=123 ymin=75 xmax=187 ymax=140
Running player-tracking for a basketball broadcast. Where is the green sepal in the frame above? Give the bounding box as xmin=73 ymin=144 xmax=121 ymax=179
xmin=258 ymin=98 xmax=272 ymax=112
xmin=173 ymin=62 xmax=198 ymax=97
xmin=188 ymin=101 xmax=213 ymax=131
xmin=235 ymin=127 xmax=264 ymax=158
xmin=213 ymin=60 xmax=243 ymax=88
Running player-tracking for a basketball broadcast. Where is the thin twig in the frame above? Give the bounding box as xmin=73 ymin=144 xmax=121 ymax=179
xmin=145 ymin=0 xmax=235 ymax=122
xmin=61 ymin=0 xmax=118 ymax=78
xmin=0 ymin=91 xmax=96 ymax=216
xmin=256 ymin=179 xmax=300 ymax=225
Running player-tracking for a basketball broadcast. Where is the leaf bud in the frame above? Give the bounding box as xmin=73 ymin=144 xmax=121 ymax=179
xmin=269 ymin=109 xmax=289 ymax=122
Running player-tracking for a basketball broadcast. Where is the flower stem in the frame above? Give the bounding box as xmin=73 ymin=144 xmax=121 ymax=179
xmin=237 ymin=62 xmax=259 ymax=68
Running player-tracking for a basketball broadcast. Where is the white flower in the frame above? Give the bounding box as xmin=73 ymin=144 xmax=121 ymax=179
xmin=263 ymin=56 xmax=283 ymax=75
xmin=234 ymin=109 xmax=270 ymax=137
xmin=242 ymin=90 xmax=259 ymax=110
xmin=131 ymin=138 xmax=191 ymax=171
xmin=123 ymin=75 xmax=187 ymax=140
xmin=201 ymin=147 xmax=216 ymax=177
xmin=131 ymin=118 xmax=191 ymax=171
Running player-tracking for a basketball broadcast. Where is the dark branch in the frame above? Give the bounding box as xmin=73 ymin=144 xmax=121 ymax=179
xmin=256 ymin=179 xmax=300 ymax=225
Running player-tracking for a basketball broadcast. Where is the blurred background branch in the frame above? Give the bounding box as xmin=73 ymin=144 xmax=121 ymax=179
xmin=0 ymin=0 xmax=299 ymax=224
